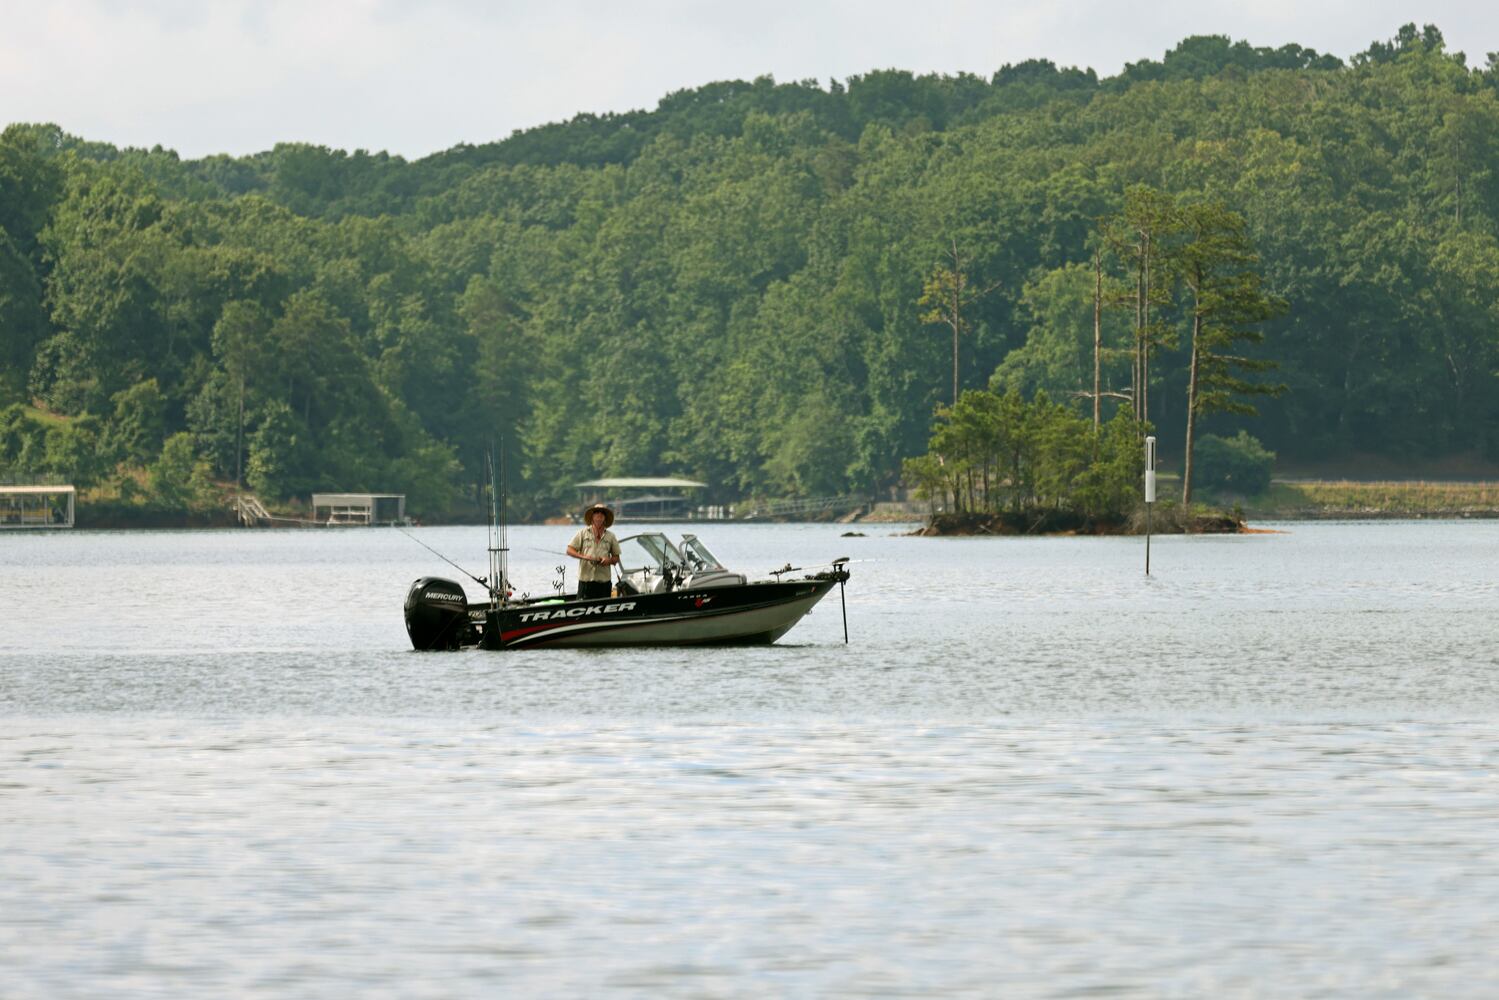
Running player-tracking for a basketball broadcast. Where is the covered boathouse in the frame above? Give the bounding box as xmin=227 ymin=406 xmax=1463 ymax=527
xmin=573 ymin=477 xmax=720 ymax=521
xmin=0 ymin=483 xmax=76 ymax=529
xmin=311 ymin=493 xmax=407 ymax=526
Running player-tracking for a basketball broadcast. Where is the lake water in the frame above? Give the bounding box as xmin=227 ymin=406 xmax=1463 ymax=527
xmin=2 ymin=520 xmax=1498 ymax=998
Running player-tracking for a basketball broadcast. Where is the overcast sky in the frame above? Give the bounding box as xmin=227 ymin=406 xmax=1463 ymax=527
xmin=3 ymin=1 xmax=1494 ymax=161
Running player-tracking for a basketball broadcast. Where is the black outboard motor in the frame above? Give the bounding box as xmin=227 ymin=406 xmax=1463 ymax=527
xmin=404 ymin=577 xmax=471 ymax=650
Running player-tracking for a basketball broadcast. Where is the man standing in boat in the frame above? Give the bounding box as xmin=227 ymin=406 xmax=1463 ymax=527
xmin=567 ymin=503 xmax=621 ymax=600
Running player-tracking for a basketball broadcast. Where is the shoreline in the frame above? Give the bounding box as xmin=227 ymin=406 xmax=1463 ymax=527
xmin=26 ymin=502 xmax=1499 ymax=532
xmin=14 ymin=516 xmax=1497 ymax=534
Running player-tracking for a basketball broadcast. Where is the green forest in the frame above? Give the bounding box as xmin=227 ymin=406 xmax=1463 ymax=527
xmin=2 ymin=24 xmax=1498 ymax=519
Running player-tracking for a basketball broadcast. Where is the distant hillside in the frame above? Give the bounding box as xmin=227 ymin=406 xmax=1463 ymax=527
xmin=2 ymin=24 xmax=1496 ymax=517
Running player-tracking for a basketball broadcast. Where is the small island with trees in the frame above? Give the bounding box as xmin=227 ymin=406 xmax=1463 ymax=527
xmin=903 ymin=185 xmax=1286 ymax=534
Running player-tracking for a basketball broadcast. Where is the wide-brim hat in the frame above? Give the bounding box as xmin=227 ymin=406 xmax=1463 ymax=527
xmin=583 ymin=502 xmax=615 ymax=528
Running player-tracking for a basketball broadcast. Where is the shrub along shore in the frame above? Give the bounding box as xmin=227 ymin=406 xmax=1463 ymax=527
xmin=914 ymin=505 xmax=1244 ymax=536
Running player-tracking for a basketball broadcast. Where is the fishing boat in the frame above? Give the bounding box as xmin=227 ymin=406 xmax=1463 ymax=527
xmin=404 ymin=530 xmax=850 ymax=650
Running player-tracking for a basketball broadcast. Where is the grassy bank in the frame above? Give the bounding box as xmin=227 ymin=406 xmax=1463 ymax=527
xmin=1240 ymin=481 xmax=1499 ymax=518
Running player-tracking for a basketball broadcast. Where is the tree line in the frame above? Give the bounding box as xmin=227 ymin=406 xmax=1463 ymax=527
xmin=1 ymin=25 xmax=1497 ymax=518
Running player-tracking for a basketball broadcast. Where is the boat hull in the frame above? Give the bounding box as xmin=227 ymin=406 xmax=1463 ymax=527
xmin=399 ymin=574 xmax=843 ymax=651
xmin=494 ymin=579 xmax=836 ymax=648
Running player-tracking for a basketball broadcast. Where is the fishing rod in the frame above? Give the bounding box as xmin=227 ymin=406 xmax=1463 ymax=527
xmin=531 ymin=545 xmax=618 ymax=564
xmin=471 ymin=443 xmax=524 ymax=650
xmin=498 ymin=441 xmax=509 ymax=604
xmin=394 ymin=444 xmax=516 ymax=600
xmin=395 ymin=524 xmax=491 ymax=592
xmin=767 ymin=557 xmax=874 ymax=576
xmin=486 ymin=448 xmax=503 ymax=606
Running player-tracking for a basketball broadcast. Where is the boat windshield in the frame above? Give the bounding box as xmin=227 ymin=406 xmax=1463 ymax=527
xmin=617 ymin=533 xmax=686 ymax=574
xmin=679 ymin=534 xmax=725 ymax=572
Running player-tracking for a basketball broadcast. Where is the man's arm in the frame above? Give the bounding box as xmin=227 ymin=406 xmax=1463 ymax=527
xmin=565 ymin=530 xmax=588 ymax=562
xmin=566 ymin=533 xmax=613 ymax=565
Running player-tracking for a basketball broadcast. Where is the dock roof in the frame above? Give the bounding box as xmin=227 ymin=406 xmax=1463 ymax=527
xmin=575 ymin=478 xmax=707 ymax=489
xmin=0 ymin=484 xmax=77 ymax=495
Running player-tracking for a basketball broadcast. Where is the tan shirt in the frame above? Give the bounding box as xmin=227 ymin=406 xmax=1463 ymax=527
xmin=570 ymin=527 xmax=620 ymax=583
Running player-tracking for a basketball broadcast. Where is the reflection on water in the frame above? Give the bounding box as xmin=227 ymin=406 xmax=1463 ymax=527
xmin=2 ymin=522 xmax=1498 ymax=997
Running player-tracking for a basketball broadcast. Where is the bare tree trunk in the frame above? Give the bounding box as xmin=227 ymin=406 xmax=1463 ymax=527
xmin=235 ymin=377 xmax=245 ymax=490
xmin=1141 ymin=233 xmax=1151 ymax=430
xmin=1093 ymin=247 xmax=1102 ymax=434
xmin=1183 ymin=313 xmax=1201 ymax=506
xmin=950 ymin=238 xmax=964 ymax=407
xmin=952 ymin=317 xmax=960 ymax=407
xmin=1127 ymin=257 xmax=1139 ymax=422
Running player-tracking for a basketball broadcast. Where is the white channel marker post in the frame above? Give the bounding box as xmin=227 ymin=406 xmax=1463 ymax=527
xmin=1144 ymin=435 xmax=1156 ymax=576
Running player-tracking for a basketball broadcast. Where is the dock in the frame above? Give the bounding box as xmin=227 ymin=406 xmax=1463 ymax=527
xmin=0 ymin=483 xmax=76 ymax=529
xmin=233 ymin=492 xmax=408 ymax=527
